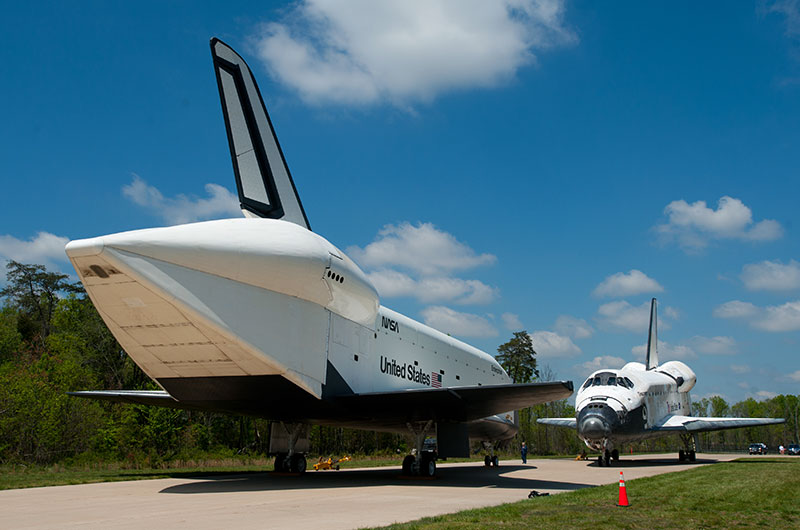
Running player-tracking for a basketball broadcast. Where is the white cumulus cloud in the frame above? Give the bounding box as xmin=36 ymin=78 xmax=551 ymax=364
xmin=713 ymin=300 xmax=759 ymax=319
xmin=253 ymin=0 xmax=577 ymax=106
xmin=689 ymin=335 xmax=737 ymax=355
xmin=593 ymin=269 xmax=664 ymax=298
xmin=122 ymin=174 xmax=241 ymax=225
xmin=757 ymin=300 xmax=800 ymax=331
xmin=756 ymin=390 xmax=778 ymax=400
xmin=714 ymin=299 xmax=800 ymax=332
xmin=731 ymin=364 xmax=751 ymax=374
xmin=632 ymin=340 xmax=695 ymax=361
xmin=420 ymin=306 xmax=497 ymax=338
xmin=528 ymin=330 xmax=581 ymax=358
xmin=0 ymin=232 xmax=70 ymax=266
xmin=349 ymin=222 xmax=495 ymax=276
xmin=740 ymin=259 xmax=800 ymax=291
xmin=654 ymin=196 xmax=782 ymax=252
xmin=366 ymin=269 xmax=498 ymax=305
xmin=596 ymin=300 xmax=676 ymax=333
xmin=351 ymin=222 xmax=499 ymax=307
xmin=578 ymin=355 xmax=626 ymax=376
xmin=788 ymin=370 xmax=800 ymax=382
xmin=501 ymin=312 xmax=523 ymax=330
xmin=554 ymin=315 xmax=594 ymax=339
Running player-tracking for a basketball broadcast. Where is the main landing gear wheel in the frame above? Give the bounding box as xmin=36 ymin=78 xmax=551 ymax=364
xmin=492 ymin=456 xmax=499 ymax=467
xmin=274 ymin=453 xmax=288 ymax=472
xmin=290 ymin=454 xmax=307 ymax=473
xmin=611 ymin=449 xmax=619 ymax=462
xmin=421 ymin=454 xmax=436 ymax=477
xmin=689 ymin=450 xmax=696 ymax=462
xmin=484 ymin=455 xmax=491 ymax=467
xmin=402 ymin=455 xmax=415 ymax=475
xmin=679 ymin=449 xmax=686 ymax=462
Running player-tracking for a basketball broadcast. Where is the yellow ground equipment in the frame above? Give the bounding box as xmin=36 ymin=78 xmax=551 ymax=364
xmin=313 ymin=455 xmax=352 ymax=471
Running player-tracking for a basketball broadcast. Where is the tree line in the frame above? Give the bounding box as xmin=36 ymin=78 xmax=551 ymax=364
xmin=0 ymin=262 xmax=795 ymax=466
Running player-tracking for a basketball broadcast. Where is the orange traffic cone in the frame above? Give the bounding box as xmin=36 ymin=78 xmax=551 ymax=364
xmin=617 ymin=471 xmax=630 ymax=507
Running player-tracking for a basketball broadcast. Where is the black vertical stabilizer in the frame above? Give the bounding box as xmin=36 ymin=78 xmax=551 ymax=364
xmin=645 ymin=298 xmax=658 ymax=370
xmin=210 ymin=38 xmax=311 ymax=230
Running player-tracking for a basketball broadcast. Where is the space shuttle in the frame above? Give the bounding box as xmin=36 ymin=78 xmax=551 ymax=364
xmin=538 ymin=298 xmax=783 ymax=466
xmin=65 ymin=38 xmax=573 ymax=477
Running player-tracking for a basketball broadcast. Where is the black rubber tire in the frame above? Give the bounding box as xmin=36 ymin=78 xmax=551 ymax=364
xmin=274 ymin=453 xmax=287 ymax=472
xmin=689 ymin=451 xmax=696 ymax=462
xmin=678 ymin=450 xmax=685 ymax=462
xmin=492 ymin=456 xmax=499 ymax=467
xmin=290 ymin=454 xmax=307 ymax=473
xmin=402 ymin=455 xmax=415 ymax=476
xmin=611 ymin=449 xmax=619 ymax=461
xmin=484 ymin=455 xmax=491 ymax=467
xmin=421 ymin=455 xmax=436 ymax=477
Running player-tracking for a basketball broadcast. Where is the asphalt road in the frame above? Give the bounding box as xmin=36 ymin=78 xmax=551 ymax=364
xmin=0 ymin=453 xmax=743 ymax=529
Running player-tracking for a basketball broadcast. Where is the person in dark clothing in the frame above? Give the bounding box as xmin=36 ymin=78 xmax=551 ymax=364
xmin=521 ymin=442 xmax=528 ymax=463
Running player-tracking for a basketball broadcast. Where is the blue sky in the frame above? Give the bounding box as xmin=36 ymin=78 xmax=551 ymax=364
xmin=2 ymin=1 xmax=799 ymax=403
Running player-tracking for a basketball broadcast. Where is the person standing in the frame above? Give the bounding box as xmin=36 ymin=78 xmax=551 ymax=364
xmin=521 ymin=442 xmax=528 ymax=464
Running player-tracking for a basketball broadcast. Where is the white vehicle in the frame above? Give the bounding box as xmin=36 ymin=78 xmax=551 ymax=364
xmin=66 ymin=38 xmax=573 ymax=477
xmin=538 ymin=298 xmax=783 ymax=466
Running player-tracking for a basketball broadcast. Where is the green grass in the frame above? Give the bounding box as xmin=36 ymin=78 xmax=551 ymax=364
xmin=369 ymin=458 xmax=800 ymax=529
xmin=0 ymin=454 xmax=487 ymax=490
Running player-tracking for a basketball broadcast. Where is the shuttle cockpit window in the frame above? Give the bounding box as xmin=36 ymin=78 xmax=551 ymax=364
xmin=617 ymin=378 xmax=628 ymax=388
xmin=583 ymin=378 xmax=593 ymax=389
xmin=590 ymin=372 xmax=618 ymax=386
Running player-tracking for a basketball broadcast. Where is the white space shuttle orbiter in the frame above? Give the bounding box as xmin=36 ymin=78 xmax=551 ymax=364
xmin=538 ymin=298 xmax=783 ymax=466
xmin=66 ymin=38 xmax=573 ymax=477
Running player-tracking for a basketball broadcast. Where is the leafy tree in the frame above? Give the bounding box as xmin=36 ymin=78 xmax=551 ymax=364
xmin=0 ymin=306 xmax=23 ymax=363
xmin=1 ymin=260 xmax=81 ymax=345
xmin=496 ymin=331 xmax=539 ymax=384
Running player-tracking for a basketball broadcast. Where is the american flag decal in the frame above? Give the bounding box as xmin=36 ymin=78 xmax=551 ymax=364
xmin=431 ymin=372 xmax=442 ymax=388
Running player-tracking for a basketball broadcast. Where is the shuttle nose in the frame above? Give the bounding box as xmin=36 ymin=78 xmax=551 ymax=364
xmin=578 ymin=415 xmax=610 ymax=439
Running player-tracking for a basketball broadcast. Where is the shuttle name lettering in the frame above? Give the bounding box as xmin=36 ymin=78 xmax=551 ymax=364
xmin=380 ymin=356 xmax=431 ymax=386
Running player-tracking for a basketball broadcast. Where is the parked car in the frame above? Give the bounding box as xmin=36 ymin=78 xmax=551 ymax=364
xmin=749 ymin=443 xmax=768 ymax=455
xmin=787 ymin=444 xmax=800 ymax=455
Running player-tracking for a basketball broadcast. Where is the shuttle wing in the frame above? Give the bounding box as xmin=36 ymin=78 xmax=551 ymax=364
xmin=69 ymin=390 xmax=183 ymax=408
xmin=651 ymin=415 xmax=784 ymax=433
xmin=537 ymin=417 xmax=578 ymax=429
xmin=70 ymin=381 xmax=574 ymax=428
xmin=333 ymin=381 xmax=574 ymax=424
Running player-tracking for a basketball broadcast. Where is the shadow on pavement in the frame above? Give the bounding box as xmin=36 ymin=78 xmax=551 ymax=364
xmin=584 ymin=456 xmax=721 ymax=468
xmin=159 ymin=464 xmax=595 ymax=495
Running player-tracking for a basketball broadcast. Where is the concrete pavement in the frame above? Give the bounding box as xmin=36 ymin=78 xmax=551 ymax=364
xmin=0 ymin=453 xmax=743 ymax=529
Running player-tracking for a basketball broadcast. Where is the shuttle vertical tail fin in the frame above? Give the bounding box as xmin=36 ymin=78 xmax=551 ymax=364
xmin=210 ymin=38 xmax=311 ymax=230
xmin=646 ymin=297 xmax=658 ymax=370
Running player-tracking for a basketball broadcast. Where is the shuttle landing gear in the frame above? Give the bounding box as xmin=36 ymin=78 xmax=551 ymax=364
xmin=482 ymin=442 xmax=499 ymax=467
xmin=678 ymin=434 xmax=697 ymax=462
xmin=273 ymin=422 xmax=308 ymax=474
xmin=598 ymin=444 xmax=617 ymax=466
xmin=403 ymin=420 xmax=437 ymax=477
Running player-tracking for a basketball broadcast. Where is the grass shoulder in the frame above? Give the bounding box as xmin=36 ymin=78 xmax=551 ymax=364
xmin=369 ymin=457 xmax=800 ymax=529
xmin=0 ymin=454 xmax=488 ymax=490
